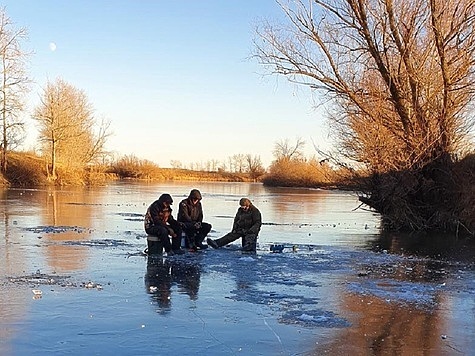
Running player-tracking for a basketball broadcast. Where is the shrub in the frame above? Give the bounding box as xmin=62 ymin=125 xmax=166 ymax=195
xmin=359 ymin=153 xmax=475 ymax=236
xmin=262 ymin=158 xmax=337 ymax=188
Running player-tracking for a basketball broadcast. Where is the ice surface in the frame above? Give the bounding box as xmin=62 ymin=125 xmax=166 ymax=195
xmin=1 ymin=182 xmax=474 ymax=355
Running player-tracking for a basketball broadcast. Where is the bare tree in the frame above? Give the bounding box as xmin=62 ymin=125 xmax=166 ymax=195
xmin=254 ymin=0 xmax=475 ymax=173
xmin=170 ymin=160 xmax=182 ymax=169
xmin=84 ymin=116 xmax=112 ymax=165
xmin=231 ymin=153 xmax=247 ymax=173
xmin=218 ymin=161 xmax=227 ymax=172
xmin=0 ymin=8 xmax=30 ymax=173
xmin=33 ymin=78 xmax=111 ymax=180
xmin=273 ymin=137 xmax=306 ymax=162
xmin=210 ymin=159 xmax=220 ymax=172
xmin=245 ymin=154 xmax=265 ymax=179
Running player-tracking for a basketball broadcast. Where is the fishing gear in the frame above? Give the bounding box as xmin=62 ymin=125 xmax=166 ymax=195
xmin=269 ymin=244 xmax=298 ymax=253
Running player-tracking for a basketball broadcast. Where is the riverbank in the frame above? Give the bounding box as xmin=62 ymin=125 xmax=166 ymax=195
xmin=0 ymin=151 xmax=258 ymax=187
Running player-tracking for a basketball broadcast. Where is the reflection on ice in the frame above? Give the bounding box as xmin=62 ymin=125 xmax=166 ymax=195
xmin=145 ymin=256 xmax=202 ymax=314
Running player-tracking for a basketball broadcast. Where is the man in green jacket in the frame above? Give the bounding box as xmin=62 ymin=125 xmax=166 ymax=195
xmin=207 ymin=198 xmax=262 ymax=252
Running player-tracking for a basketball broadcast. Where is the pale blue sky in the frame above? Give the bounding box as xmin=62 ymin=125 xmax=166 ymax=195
xmin=4 ymin=1 xmax=330 ymax=168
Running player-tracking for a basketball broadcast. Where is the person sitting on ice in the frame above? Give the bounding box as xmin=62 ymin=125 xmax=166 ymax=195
xmin=207 ymin=198 xmax=261 ymax=252
xmin=177 ymin=189 xmax=212 ymax=251
xmin=144 ymin=193 xmax=184 ymax=256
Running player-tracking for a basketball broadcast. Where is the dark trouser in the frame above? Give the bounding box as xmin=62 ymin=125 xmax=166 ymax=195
xmin=168 ymin=221 xmax=183 ymax=250
xmin=146 ymin=225 xmax=182 ymax=253
xmin=147 ymin=240 xmax=164 ymax=255
xmin=214 ymin=232 xmax=258 ymax=251
xmin=183 ymin=222 xmax=212 ymax=247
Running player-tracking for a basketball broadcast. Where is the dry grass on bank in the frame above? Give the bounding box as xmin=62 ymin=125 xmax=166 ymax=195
xmin=157 ymin=168 xmax=254 ymax=182
xmin=0 ymin=173 xmax=8 ymax=186
xmin=262 ymin=159 xmax=351 ymax=188
xmin=0 ymin=151 xmax=258 ymax=187
xmin=108 ymin=155 xmax=257 ymax=182
xmin=2 ymin=152 xmax=49 ymax=186
xmin=0 ymin=152 xmax=118 ymax=187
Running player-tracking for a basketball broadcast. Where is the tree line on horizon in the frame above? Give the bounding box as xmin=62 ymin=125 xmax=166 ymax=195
xmin=103 ymin=136 xmax=340 ymax=188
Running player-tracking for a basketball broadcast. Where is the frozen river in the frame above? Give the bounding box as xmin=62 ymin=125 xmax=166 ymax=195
xmin=1 ymin=181 xmax=474 ymax=355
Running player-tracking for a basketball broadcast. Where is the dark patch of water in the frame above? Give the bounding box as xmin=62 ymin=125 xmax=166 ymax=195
xmin=367 ymin=231 xmax=475 ymax=263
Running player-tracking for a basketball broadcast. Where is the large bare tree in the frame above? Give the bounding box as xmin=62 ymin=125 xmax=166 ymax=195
xmin=254 ymin=0 xmax=475 ymax=173
xmin=255 ymin=0 xmax=475 ymax=232
xmin=0 ymin=8 xmax=30 ymax=173
xmin=33 ymin=78 xmax=111 ymax=181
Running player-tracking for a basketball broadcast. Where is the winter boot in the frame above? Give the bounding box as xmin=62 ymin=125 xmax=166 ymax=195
xmin=207 ymin=238 xmax=219 ymax=249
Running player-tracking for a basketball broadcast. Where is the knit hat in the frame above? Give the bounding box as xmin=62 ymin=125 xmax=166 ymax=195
xmin=239 ymin=198 xmax=251 ymax=207
xmin=188 ymin=189 xmax=202 ymax=200
xmin=158 ymin=193 xmax=173 ymax=205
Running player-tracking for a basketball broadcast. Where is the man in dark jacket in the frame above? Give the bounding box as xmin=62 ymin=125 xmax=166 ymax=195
xmin=144 ymin=193 xmax=184 ymax=255
xmin=177 ymin=189 xmax=212 ymax=251
xmin=207 ymin=197 xmax=261 ymax=252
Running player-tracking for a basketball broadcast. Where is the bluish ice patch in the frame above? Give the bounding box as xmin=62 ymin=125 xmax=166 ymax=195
xmin=200 ymin=243 xmax=354 ymax=330
xmin=5 ymin=271 xmax=72 ymax=286
xmin=279 ymin=309 xmax=351 ymax=328
xmin=115 ymin=212 xmax=144 ymax=221
xmin=229 ymin=285 xmax=320 ymax=307
xmin=61 ymin=239 xmax=133 ymax=248
xmin=347 ymin=279 xmax=442 ymax=308
xmin=24 ymin=225 xmax=89 ymax=234
xmin=116 ymin=212 xmax=144 ymax=218
xmin=263 ymin=222 xmax=317 ymax=226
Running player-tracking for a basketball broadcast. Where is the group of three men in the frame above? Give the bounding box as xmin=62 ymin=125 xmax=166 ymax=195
xmin=144 ymin=189 xmax=262 ymax=255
